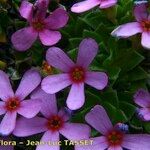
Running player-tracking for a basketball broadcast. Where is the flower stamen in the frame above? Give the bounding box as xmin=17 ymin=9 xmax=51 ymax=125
xmin=32 ymin=18 xmax=45 ymax=31
xmin=107 ymin=130 xmax=124 ymax=146
xmin=141 ymin=20 xmax=150 ymax=31
xmin=47 ymin=115 xmax=64 ymax=132
xmin=70 ymin=66 xmax=85 ymax=83
xmin=42 ymin=61 xmax=53 ymax=75
xmin=5 ymin=97 xmax=20 ymax=112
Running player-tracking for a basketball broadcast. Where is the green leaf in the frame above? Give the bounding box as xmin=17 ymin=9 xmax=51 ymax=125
xmin=144 ymin=122 xmax=150 ymax=133
xmin=126 ymin=67 xmax=148 ymax=81
xmin=84 ymin=90 xmax=102 ymax=108
xmin=83 ymin=30 xmax=102 ymax=43
xmin=69 ymin=38 xmax=82 ymax=49
xmin=119 ymin=101 xmax=136 ymax=120
xmin=100 ymin=89 xmax=119 ymax=108
xmin=105 ymin=66 xmax=121 ymax=85
xmin=103 ymin=48 xmax=145 ymax=74
xmin=102 ymin=102 xmax=128 ymax=124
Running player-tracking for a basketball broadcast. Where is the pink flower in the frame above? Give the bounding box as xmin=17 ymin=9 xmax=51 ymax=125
xmin=75 ymin=105 xmax=150 ymax=150
xmin=11 ymin=0 xmax=69 ymax=51
xmin=111 ymin=4 xmax=150 ymax=49
xmin=0 ymin=69 xmax=41 ymax=135
xmin=13 ymin=88 xmax=91 ymax=150
xmin=134 ymin=89 xmax=150 ymax=121
xmin=71 ymin=0 xmax=117 ymax=13
xmin=41 ymin=38 xmax=108 ymax=110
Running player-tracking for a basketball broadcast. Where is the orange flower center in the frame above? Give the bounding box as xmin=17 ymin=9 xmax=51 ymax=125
xmin=47 ymin=115 xmax=64 ymax=132
xmin=42 ymin=61 xmax=53 ymax=75
xmin=70 ymin=66 xmax=85 ymax=83
xmin=141 ymin=20 xmax=150 ymax=31
xmin=5 ymin=97 xmax=20 ymax=112
xmin=107 ymin=130 xmax=124 ymax=146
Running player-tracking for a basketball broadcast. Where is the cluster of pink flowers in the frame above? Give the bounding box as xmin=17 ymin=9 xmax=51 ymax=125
xmin=11 ymin=1 xmax=150 ymax=51
xmin=0 ymin=0 xmax=150 ymax=150
xmin=0 ymin=69 xmax=41 ymax=135
xmin=13 ymin=88 xmax=91 ymax=150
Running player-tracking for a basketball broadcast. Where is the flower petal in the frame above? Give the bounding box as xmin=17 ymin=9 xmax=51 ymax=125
xmin=58 ymin=109 xmax=70 ymax=122
xmin=0 ymin=137 xmax=14 ymax=150
xmin=11 ymin=27 xmax=38 ymax=51
xmin=19 ymin=1 xmax=33 ymax=21
xmin=0 ymin=145 xmax=14 ymax=150
xmin=108 ymin=146 xmax=123 ymax=150
xmin=0 ymin=112 xmax=17 ymax=135
xmin=134 ymin=4 xmax=148 ymax=21
xmin=75 ymin=136 xmax=108 ymax=150
xmin=0 ymin=71 xmax=14 ymax=101
xmin=13 ymin=117 xmax=47 ymax=137
xmin=139 ymin=108 xmax=150 ymax=121
xmin=0 ymin=101 xmax=6 ymax=115
xmin=46 ymin=47 xmax=75 ymax=72
xmin=45 ymin=8 xmax=69 ymax=30
xmin=77 ymin=38 xmax=98 ymax=68
xmin=66 ymin=83 xmax=85 ymax=110
xmin=85 ymin=72 xmax=108 ymax=90
xmin=31 ymin=88 xmax=58 ymax=118
xmin=42 ymin=74 xmax=71 ymax=94
xmin=85 ymin=105 xmax=113 ymax=135
xmin=71 ymin=0 xmax=100 ymax=13
xmin=100 ymin=0 xmax=117 ymax=9
xmin=60 ymin=123 xmax=90 ymax=140
xmin=39 ymin=30 xmax=61 ymax=46
xmin=17 ymin=99 xmax=41 ymax=118
xmin=36 ymin=131 xmax=60 ymax=150
xmin=141 ymin=32 xmax=150 ymax=49
xmin=111 ymin=22 xmax=142 ymax=38
xmin=36 ymin=0 xmax=49 ymax=10
xmin=122 ymin=134 xmax=150 ymax=150
xmin=134 ymin=89 xmax=150 ymax=107
xmin=0 ymin=145 xmax=13 ymax=150
xmin=15 ymin=69 xmax=41 ymax=100
xmin=35 ymin=0 xmax=49 ymax=19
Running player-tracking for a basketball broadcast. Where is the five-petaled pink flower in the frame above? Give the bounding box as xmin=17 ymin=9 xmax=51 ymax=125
xmin=134 ymin=89 xmax=150 ymax=121
xmin=11 ymin=0 xmax=69 ymax=51
xmin=111 ymin=4 xmax=150 ymax=49
xmin=71 ymin=0 xmax=117 ymax=13
xmin=0 ymin=69 xmax=41 ymax=135
xmin=75 ymin=105 xmax=150 ymax=150
xmin=41 ymin=38 xmax=108 ymax=110
xmin=13 ymin=88 xmax=91 ymax=150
